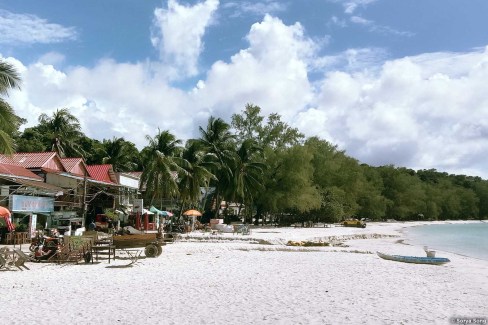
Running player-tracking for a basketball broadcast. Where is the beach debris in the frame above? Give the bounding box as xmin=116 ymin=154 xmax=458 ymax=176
xmin=286 ymin=240 xmax=330 ymax=247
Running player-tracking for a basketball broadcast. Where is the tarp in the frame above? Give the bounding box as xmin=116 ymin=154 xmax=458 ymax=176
xmin=149 ymin=206 xmax=163 ymax=215
xmin=150 ymin=206 xmax=173 ymax=217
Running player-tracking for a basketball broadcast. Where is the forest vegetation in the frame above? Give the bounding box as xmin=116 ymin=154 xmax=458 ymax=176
xmin=2 ymin=60 xmax=487 ymax=224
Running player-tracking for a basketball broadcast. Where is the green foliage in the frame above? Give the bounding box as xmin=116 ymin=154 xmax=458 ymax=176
xmin=14 ymin=223 xmax=27 ymax=232
xmin=9 ymin=100 xmax=488 ymax=222
xmin=140 ymin=129 xmax=184 ymax=205
xmin=38 ymin=108 xmax=85 ymax=158
xmin=103 ymin=209 xmax=118 ymax=220
xmin=15 ymin=127 xmax=47 ymax=153
xmin=0 ymin=60 xmax=22 ymax=155
xmin=101 ymin=137 xmax=140 ymax=172
xmin=178 ymin=139 xmax=217 ymax=210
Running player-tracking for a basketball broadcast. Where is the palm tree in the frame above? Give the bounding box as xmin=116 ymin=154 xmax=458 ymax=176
xmin=140 ymin=129 xmax=184 ymax=205
xmin=38 ymin=108 xmax=84 ymax=158
xmin=102 ymin=137 xmax=139 ymax=172
xmin=0 ymin=60 xmax=22 ymax=155
xmin=231 ymin=139 xmax=266 ymax=222
xmin=197 ymin=116 xmax=237 ymax=217
xmin=178 ymin=140 xmax=217 ymax=211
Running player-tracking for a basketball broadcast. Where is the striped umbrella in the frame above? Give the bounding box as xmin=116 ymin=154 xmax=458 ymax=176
xmin=0 ymin=206 xmax=15 ymax=232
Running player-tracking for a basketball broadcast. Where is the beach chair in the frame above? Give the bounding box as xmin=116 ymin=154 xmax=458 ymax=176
xmin=0 ymin=254 xmax=9 ymax=270
xmin=0 ymin=247 xmax=15 ymax=270
xmin=13 ymin=249 xmax=31 ymax=270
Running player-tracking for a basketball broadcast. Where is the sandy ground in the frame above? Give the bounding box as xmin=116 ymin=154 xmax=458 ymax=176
xmin=1 ymin=221 xmax=487 ymax=325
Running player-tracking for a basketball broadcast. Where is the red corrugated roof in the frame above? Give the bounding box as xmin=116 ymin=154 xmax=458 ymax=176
xmin=0 ymin=163 xmax=43 ymax=180
xmin=60 ymin=157 xmax=87 ymax=176
xmin=61 ymin=158 xmax=81 ymax=171
xmin=0 ymin=152 xmax=57 ymax=168
xmin=86 ymin=165 xmax=117 ymax=184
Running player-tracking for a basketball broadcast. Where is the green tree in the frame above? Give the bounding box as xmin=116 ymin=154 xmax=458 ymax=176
xmin=231 ymin=103 xmax=264 ymax=144
xmin=231 ymin=139 xmax=266 ymax=222
xmin=260 ymin=113 xmax=304 ymax=149
xmin=472 ymin=181 xmax=488 ymax=219
xmin=140 ymin=129 xmax=184 ymax=205
xmin=178 ymin=140 xmax=217 ymax=211
xmin=101 ymin=137 xmax=140 ymax=172
xmin=356 ymin=165 xmax=388 ymax=220
xmin=378 ymin=166 xmax=426 ymax=220
xmin=257 ymin=145 xmax=321 ymax=225
xmin=38 ymin=108 xmax=85 ymax=158
xmin=78 ymin=136 xmax=105 ymax=165
xmin=197 ymin=116 xmax=236 ymax=216
xmin=0 ymin=60 xmax=23 ymax=155
xmin=15 ymin=127 xmax=46 ymax=153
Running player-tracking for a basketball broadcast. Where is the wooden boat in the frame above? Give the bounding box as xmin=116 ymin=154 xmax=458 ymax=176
xmin=377 ymin=251 xmax=450 ymax=265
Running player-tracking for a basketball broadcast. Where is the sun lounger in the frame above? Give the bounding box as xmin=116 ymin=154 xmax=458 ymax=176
xmin=0 ymin=254 xmax=9 ymax=270
xmin=0 ymin=247 xmax=15 ymax=270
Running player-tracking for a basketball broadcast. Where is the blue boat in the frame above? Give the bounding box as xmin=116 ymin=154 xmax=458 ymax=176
xmin=377 ymin=251 xmax=450 ymax=265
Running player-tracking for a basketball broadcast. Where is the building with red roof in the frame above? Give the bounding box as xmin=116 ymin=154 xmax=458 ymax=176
xmin=0 ymin=152 xmax=64 ymax=172
xmin=0 ymin=152 xmax=140 ymax=235
xmin=86 ymin=165 xmax=118 ymax=184
xmin=61 ymin=158 xmax=89 ymax=177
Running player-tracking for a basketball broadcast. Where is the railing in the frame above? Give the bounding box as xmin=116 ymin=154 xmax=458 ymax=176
xmin=3 ymin=232 xmax=30 ymax=245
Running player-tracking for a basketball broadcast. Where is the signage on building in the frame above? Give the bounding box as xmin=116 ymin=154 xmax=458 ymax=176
xmin=9 ymin=195 xmax=55 ymax=213
xmin=29 ymin=214 xmax=37 ymax=238
xmin=133 ymin=198 xmax=143 ymax=213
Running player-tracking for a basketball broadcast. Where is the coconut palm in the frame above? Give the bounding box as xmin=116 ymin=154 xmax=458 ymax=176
xmin=140 ymin=129 xmax=185 ymax=205
xmin=0 ymin=60 xmax=22 ymax=155
xmin=197 ymin=116 xmax=237 ymax=217
xmin=231 ymin=139 xmax=266 ymax=221
xmin=38 ymin=108 xmax=84 ymax=158
xmin=178 ymin=139 xmax=218 ymax=211
xmin=101 ymin=137 xmax=140 ymax=172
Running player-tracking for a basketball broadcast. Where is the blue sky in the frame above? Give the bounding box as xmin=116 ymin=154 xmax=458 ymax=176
xmin=1 ymin=0 xmax=488 ymax=178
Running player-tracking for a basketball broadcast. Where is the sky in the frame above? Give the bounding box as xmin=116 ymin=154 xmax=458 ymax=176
xmin=1 ymin=0 xmax=488 ymax=178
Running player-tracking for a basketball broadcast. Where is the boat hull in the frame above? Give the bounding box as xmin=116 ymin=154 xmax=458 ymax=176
xmin=377 ymin=252 xmax=450 ymax=265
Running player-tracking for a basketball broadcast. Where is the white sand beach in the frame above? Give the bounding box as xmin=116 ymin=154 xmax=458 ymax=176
xmin=1 ymin=222 xmax=487 ymax=325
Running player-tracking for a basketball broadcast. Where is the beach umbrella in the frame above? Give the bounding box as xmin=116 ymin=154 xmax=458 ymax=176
xmin=0 ymin=206 xmax=15 ymax=232
xmin=183 ymin=209 xmax=202 ymax=217
xmin=161 ymin=211 xmax=174 ymax=217
xmin=0 ymin=206 xmax=10 ymax=217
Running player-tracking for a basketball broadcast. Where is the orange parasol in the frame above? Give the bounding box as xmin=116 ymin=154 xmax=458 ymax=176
xmin=0 ymin=206 xmax=10 ymax=217
xmin=0 ymin=206 xmax=15 ymax=232
xmin=183 ymin=209 xmax=202 ymax=217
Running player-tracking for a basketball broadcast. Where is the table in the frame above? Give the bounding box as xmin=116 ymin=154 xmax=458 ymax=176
xmin=123 ymin=249 xmax=142 ymax=265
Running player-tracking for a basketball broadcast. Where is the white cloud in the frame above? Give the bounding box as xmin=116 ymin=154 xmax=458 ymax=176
xmin=151 ymin=0 xmax=219 ymax=79
xmin=0 ymin=10 xmax=77 ymax=44
xmin=296 ymin=46 xmax=488 ymax=178
xmin=350 ymin=15 xmax=414 ymax=37
xmin=329 ymin=16 xmax=347 ymax=28
xmin=342 ymin=0 xmax=377 ymax=14
xmin=223 ymin=1 xmax=287 ymax=17
xmin=312 ymin=47 xmax=388 ymax=73
xmin=37 ymin=52 xmax=66 ymax=66
xmin=350 ymin=15 xmax=372 ymax=25
xmin=191 ymin=14 xmax=315 ymax=121
xmin=4 ymin=13 xmax=488 ymax=179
